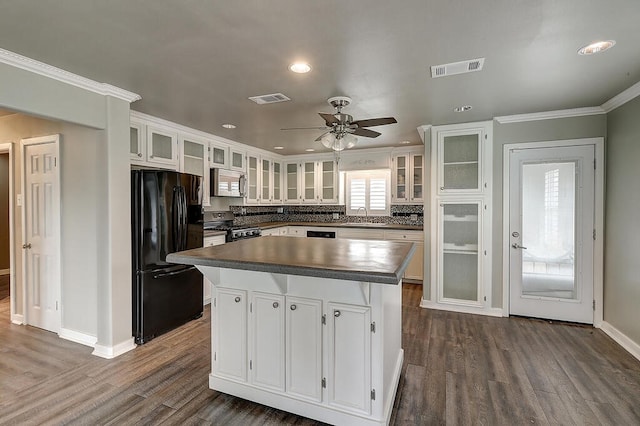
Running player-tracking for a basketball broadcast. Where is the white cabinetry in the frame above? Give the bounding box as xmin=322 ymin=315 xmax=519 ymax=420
xmin=430 ymin=121 xmax=492 ymax=310
xmin=284 ymin=160 xmax=338 ymax=204
xmin=179 ymin=134 xmax=210 ymax=207
xmin=146 ymin=125 xmax=179 ymax=169
xmin=250 ymin=292 xmax=285 ymax=392
xmin=213 ymin=288 xmax=247 ymax=382
xmin=327 ymin=302 xmax=371 ymax=414
xmin=129 ymin=119 xmax=146 ymax=163
xmin=392 ymin=150 xmax=425 ymax=204
xmin=261 ymin=226 xmax=288 ymax=236
xmin=246 ymin=153 xmax=282 ymax=204
xmin=229 ymin=148 xmax=245 ymax=172
xmin=286 ymin=296 xmax=323 ymax=402
xmin=209 ymin=142 xmax=229 ymax=169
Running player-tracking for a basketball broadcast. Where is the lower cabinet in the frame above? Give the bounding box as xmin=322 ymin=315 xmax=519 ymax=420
xmin=286 ymin=296 xmax=323 ymax=402
xmin=327 ymin=302 xmax=372 ymax=414
xmin=212 ymin=287 xmax=374 ymax=415
xmin=251 ymin=292 xmax=285 ymax=392
xmin=213 ymin=288 xmax=247 ymax=382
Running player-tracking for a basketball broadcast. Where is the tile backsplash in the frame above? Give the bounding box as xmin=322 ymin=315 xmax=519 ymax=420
xmin=229 ymin=205 xmax=424 ymax=227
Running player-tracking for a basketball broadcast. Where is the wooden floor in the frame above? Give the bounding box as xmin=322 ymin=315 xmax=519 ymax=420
xmin=0 ymin=283 xmax=639 ymax=425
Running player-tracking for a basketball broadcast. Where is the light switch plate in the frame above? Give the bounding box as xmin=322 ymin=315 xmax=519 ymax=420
xmin=410 ymin=214 xmax=418 ymax=221
xmin=16 ymin=194 xmax=22 ymax=206
xmin=277 ymin=207 xmax=284 ymax=214
xmin=333 ymin=213 xmax=339 ymax=220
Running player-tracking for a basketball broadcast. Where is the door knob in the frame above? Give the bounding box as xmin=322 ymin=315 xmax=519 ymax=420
xmin=22 ymin=243 xmax=31 ymax=249
xmin=511 ymin=243 xmax=527 ymax=250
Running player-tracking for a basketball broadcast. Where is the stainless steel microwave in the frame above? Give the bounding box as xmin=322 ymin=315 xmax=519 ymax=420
xmin=210 ymin=168 xmax=245 ymax=197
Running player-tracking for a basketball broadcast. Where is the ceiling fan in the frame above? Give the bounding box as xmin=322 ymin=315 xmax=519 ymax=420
xmin=282 ymin=96 xmax=397 ymax=151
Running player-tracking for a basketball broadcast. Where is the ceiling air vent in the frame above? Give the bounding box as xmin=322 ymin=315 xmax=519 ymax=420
xmin=248 ymin=93 xmax=291 ymax=105
xmin=430 ymin=57 xmax=485 ymax=78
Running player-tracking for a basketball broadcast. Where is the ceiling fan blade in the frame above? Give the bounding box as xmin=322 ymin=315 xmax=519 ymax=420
xmin=314 ymin=131 xmax=331 ymax=142
xmin=352 ymin=117 xmax=397 ymax=127
xmin=352 ymin=128 xmax=381 ymax=138
xmin=281 ymin=126 xmax=328 ymax=131
xmin=319 ymin=112 xmax=340 ymax=126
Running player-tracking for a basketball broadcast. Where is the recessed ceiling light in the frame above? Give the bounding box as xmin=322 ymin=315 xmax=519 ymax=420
xmin=578 ymin=40 xmax=616 ymax=55
xmin=453 ymin=105 xmax=472 ymax=112
xmin=289 ymin=62 xmax=311 ymax=73
xmin=274 ymin=146 xmax=284 ymax=150
xmin=221 ymin=123 xmax=236 ymax=129
xmin=400 ymin=140 xmax=411 ymax=144
xmin=305 ymin=148 xmax=315 ymax=152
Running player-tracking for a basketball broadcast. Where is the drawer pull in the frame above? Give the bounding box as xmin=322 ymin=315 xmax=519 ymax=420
xmin=273 ymin=302 xmax=279 ymax=309
xmin=234 ymin=296 xmax=241 ymax=303
xmin=290 ymin=304 xmax=297 ymax=311
xmin=334 ymin=310 xmax=341 ymax=318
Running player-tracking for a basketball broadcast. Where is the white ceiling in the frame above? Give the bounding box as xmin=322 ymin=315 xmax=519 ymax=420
xmin=0 ymin=1 xmax=638 ymax=155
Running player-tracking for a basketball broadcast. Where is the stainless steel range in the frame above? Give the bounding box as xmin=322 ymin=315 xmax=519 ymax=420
xmin=203 ymin=211 xmax=262 ymax=242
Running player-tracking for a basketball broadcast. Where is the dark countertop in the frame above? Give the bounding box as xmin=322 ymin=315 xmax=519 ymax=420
xmin=203 ymin=230 xmax=227 ymax=238
xmin=168 ymin=236 xmax=416 ymax=285
xmin=257 ymin=221 xmax=423 ymax=231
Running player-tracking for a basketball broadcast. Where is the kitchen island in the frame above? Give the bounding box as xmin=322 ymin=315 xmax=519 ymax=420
xmin=167 ymin=236 xmax=415 ymax=426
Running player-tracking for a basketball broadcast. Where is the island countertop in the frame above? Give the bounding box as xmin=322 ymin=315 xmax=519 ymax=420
xmin=167 ymin=235 xmax=416 ymax=284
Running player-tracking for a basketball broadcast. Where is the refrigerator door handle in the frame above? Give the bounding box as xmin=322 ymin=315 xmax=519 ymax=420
xmin=153 ymin=265 xmax=197 ymax=279
xmin=172 ymin=186 xmax=181 ymax=253
xmin=179 ymin=186 xmax=188 ymax=251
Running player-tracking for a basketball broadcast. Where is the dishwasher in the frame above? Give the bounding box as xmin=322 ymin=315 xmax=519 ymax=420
xmin=306 ymin=230 xmax=336 ymax=238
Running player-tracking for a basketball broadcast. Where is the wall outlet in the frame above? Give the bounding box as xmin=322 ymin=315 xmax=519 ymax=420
xmin=277 ymin=207 xmax=284 ymax=214
xmin=410 ymin=214 xmax=418 ymax=221
xmin=240 ymin=207 xmax=246 ymax=216
xmin=332 ymin=213 xmax=339 ymax=220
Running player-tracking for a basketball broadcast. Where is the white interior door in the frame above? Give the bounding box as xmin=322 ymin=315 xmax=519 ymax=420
xmin=22 ymin=135 xmax=61 ymax=333
xmin=509 ymin=145 xmax=594 ymax=323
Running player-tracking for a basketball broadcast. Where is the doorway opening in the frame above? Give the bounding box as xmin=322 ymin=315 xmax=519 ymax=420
xmin=0 ymin=143 xmax=14 ymax=322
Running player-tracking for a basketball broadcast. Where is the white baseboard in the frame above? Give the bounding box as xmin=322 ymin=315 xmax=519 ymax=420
xmin=600 ymin=321 xmax=640 ymax=362
xmin=0 ymin=268 xmax=9 ymax=275
xmin=11 ymin=314 xmax=23 ymax=324
xmin=59 ymin=328 xmax=98 ymax=348
xmin=420 ymin=299 xmax=504 ymax=317
xmin=92 ymin=337 xmax=136 ymax=359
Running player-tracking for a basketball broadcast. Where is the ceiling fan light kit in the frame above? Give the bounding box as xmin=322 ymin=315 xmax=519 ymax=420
xmin=281 ymin=95 xmax=398 ymax=152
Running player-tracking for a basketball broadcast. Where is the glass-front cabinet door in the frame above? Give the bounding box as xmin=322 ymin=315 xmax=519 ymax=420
xmin=438 ymin=130 xmax=482 ymax=194
xmin=230 ymin=149 xmax=245 ymax=172
xmin=272 ymin=162 xmax=282 ymax=203
xmin=301 ymin=161 xmax=317 ymax=203
xmin=130 ymin=121 xmax=145 ymax=162
xmin=179 ymin=135 xmax=210 ymax=206
xmin=246 ymin=154 xmax=259 ymax=204
xmin=438 ymin=201 xmax=483 ymax=305
xmin=146 ymin=125 xmax=178 ymax=168
xmin=261 ymin=158 xmax=271 ymax=203
xmin=411 ymin=154 xmax=424 ymax=202
xmin=210 ymin=143 xmax=228 ymax=169
xmin=319 ymin=160 xmax=337 ymax=203
xmin=393 ymin=155 xmax=408 ymax=202
xmin=284 ymin=162 xmax=300 ymax=204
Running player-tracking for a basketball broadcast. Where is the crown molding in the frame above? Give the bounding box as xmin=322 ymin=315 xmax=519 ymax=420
xmin=0 ymin=47 xmax=141 ymax=103
xmin=601 ymin=81 xmax=640 ymax=112
xmin=417 ymin=125 xmax=431 ymax=143
xmin=494 ymin=107 xmax=605 ymax=124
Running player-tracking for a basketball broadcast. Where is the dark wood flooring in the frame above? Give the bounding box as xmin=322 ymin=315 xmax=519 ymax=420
xmin=0 ymin=283 xmax=639 ymax=425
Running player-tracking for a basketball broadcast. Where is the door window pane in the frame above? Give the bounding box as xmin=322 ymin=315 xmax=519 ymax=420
xmin=521 ymin=162 xmax=576 ymax=299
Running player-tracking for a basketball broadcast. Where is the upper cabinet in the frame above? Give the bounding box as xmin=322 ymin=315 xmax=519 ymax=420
xmin=129 ymin=119 xmax=146 ymax=163
xmin=284 ymin=159 xmax=338 ymax=204
xmin=146 ymin=125 xmax=179 ymax=169
xmin=179 ymin=134 xmax=210 ymax=207
xmin=391 ymin=149 xmax=425 ymax=204
xmin=230 ymin=148 xmax=245 ymax=172
xmin=433 ymin=122 xmax=492 ymax=195
xmin=210 ymin=142 xmax=229 ymax=169
xmin=246 ymin=152 xmax=282 ymax=204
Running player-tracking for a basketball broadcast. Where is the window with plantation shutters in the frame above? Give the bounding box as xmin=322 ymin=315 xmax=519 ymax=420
xmin=346 ymin=170 xmax=390 ymax=216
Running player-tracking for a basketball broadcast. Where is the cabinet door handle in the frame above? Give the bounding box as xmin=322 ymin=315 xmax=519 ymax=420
xmin=440 ymin=186 xmax=444 ymax=190
xmin=137 ymin=153 xmax=142 ymax=158
xmin=290 ymin=304 xmax=297 ymax=311
xmin=234 ymin=296 xmax=241 ymax=303
xmin=273 ymin=302 xmax=279 ymax=309
xmin=334 ymin=310 xmax=341 ymax=318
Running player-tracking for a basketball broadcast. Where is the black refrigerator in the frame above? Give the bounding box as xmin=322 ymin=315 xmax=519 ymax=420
xmin=131 ymin=169 xmax=204 ymax=345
